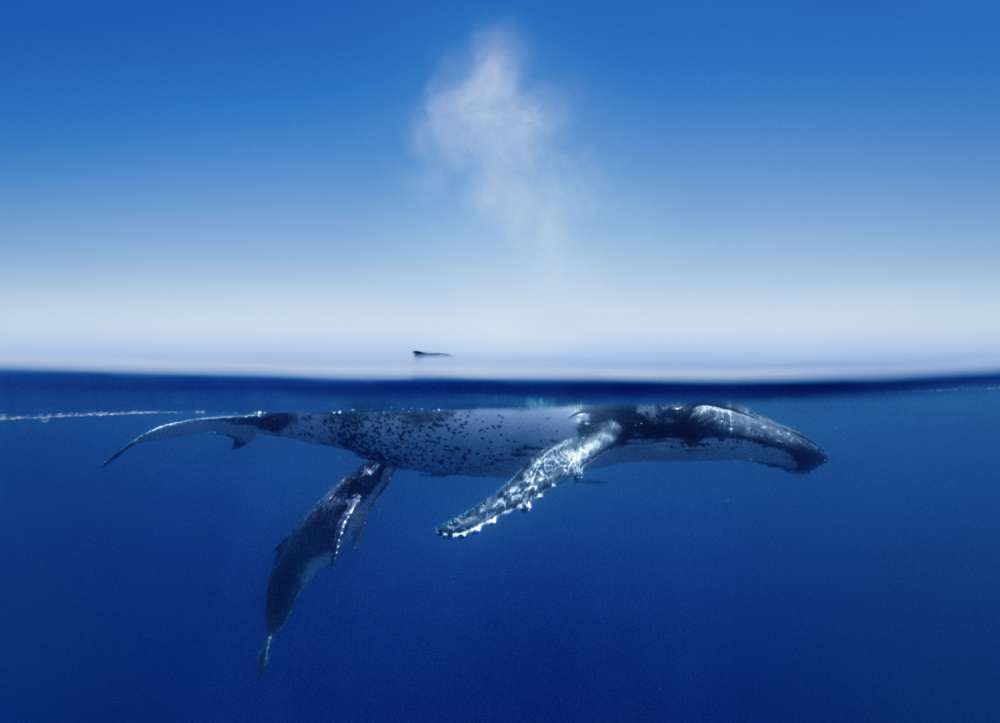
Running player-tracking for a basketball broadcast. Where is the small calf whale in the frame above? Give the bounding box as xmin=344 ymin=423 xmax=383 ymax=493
xmin=257 ymin=461 xmax=392 ymax=677
xmin=107 ymin=403 xmax=826 ymax=672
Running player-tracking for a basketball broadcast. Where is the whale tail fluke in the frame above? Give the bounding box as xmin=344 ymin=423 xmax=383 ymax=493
xmin=256 ymin=634 xmax=273 ymax=679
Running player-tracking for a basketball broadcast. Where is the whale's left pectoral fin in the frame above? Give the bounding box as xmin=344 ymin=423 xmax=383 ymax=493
xmin=342 ymin=467 xmax=392 ymax=551
xmin=319 ymin=462 xmax=394 ymax=563
xmin=436 ymin=420 xmax=622 ymax=539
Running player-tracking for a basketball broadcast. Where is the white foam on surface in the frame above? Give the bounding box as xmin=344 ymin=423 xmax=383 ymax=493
xmin=0 ymin=410 xmax=200 ymax=423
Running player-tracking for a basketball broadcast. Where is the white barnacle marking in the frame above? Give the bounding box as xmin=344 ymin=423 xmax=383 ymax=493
xmin=333 ymin=494 xmax=362 ymax=558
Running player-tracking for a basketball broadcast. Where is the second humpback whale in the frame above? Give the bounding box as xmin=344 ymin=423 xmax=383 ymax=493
xmin=257 ymin=461 xmax=392 ymax=677
xmin=106 ymin=403 xmax=826 ymax=672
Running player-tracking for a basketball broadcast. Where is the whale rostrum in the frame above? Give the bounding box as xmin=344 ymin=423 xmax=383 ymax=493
xmin=106 ymin=403 xmax=827 ymax=673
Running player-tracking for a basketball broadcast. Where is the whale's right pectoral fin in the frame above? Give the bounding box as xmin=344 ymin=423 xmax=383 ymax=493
xmin=436 ymin=420 xmax=623 ymax=539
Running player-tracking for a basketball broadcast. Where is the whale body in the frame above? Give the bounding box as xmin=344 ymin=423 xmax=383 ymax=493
xmin=106 ymin=403 xmax=826 ymax=672
xmin=107 ymin=403 xmax=825 ymax=478
xmin=257 ymin=461 xmax=392 ymax=677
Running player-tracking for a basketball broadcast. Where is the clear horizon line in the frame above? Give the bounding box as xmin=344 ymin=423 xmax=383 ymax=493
xmin=3 ymin=357 xmax=1000 ymax=386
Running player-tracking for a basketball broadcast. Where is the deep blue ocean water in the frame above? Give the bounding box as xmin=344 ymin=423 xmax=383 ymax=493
xmin=2 ymin=370 xmax=1000 ymax=722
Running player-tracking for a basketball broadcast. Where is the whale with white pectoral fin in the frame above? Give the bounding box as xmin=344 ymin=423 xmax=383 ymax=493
xmin=106 ymin=403 xmax=826 ymax=673
xmin=257 ymin=461 xmax=392 ymax=677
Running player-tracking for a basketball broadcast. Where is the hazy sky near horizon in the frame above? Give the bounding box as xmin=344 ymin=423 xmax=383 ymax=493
xmin=3 ymin=2 xmax=999 ymax=375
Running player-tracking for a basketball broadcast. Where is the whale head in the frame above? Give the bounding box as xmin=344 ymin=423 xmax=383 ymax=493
xmin=681 ymin=403 xmax=827 ymax=472
xmin=607 ymin=403 xmax=827 ymax=473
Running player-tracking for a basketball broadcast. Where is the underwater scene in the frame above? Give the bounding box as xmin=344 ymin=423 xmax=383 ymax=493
xmin=3 ymin=370 xmax=1000 ymax=721
xmin=6 ymin=1 xmax=1000 ymax=720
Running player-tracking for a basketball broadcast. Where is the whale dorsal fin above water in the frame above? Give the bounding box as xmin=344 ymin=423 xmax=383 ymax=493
xmin=436 ymin=420 xmax=623 ymax=539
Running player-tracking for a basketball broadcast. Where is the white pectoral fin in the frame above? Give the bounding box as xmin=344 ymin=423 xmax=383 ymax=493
xmin=103 ymin=413 xmax=271 ymax=465
xmin=436 ymin=420 xmax=622 ymax=539
xmin=343 ymin=464 xmax=393 ymax=550
xmin=317 ymin=462 xmax=394 ymax=563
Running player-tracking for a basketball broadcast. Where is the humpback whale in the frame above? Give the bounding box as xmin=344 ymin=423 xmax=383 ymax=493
xmin=106 ymin=403 xmax=826 ymax=671
xmin=257 ymin=461 xmax=392 ymax=677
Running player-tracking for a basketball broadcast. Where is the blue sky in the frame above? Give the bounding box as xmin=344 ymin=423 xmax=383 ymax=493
xmin=2 ymin=1 xmax=999 ymax=378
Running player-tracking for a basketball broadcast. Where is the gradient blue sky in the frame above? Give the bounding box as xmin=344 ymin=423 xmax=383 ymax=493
xmin=3 ymin=1 xmax=999 ymax=377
